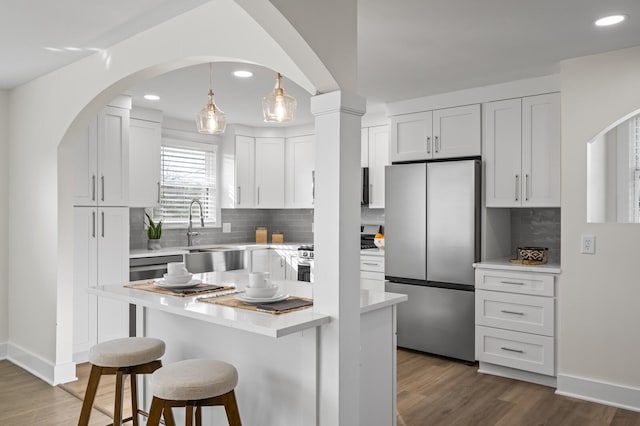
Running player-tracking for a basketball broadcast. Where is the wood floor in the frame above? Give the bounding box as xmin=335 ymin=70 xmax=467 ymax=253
xmin=397 ymin=349 xmax=640 ymax=426
xmin=3 ymin=351 xmax=640 ymax=425
xmin=0 ymin=360 xmax=111 ymax=425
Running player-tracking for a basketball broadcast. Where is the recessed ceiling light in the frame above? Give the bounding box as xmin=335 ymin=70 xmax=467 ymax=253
xmin=144 ymin=94 xmax=161 ymax=101
xmin=595 ymin=14 xmax=627 ymax=26
xmin=64 ymin=46 xmax=82 ymax=52
xmin=233 ymin=70 xmax=253 ymax=78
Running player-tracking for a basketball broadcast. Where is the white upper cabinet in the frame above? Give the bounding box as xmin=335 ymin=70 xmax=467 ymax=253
xmin=390 ymin=105 xmax=480 ymax=162
xmin=255 ymin=137 xmax=285 ymax=208
xmin=366 ymin=125 xmax=389 ymax=208
xmin=74 ymin=106 xmax=130 ymax=207
xmin=484 ymin=93 xmax=560 ymax=207
xmin=433 ymin=104 xmax=481 ymax=158
xmin=129 ymin=117 xmax=161 ymax=208
xmin=285 ymin=135 xmax=315 ymax=208
xmin=390 ymin=111 xmax=432 ymax=162
xmin=235 ymin=135 xmax=255 ymax=208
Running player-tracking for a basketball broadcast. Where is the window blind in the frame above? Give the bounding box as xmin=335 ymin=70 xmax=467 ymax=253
xmin=159 ymin=144 xmax=217 ymax=224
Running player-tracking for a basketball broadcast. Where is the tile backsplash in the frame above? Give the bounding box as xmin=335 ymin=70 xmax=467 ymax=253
xmin=130 ymin=208 xmax=314 ymax=249
xmin=510 ymin=208 xmax=561 ymax=263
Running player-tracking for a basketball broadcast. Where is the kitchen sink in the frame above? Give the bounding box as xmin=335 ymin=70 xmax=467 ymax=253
xmin=184 ymin=248 xmax=245 ymax=274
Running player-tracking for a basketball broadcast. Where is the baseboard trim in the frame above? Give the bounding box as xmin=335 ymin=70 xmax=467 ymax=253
xmin=6 ymin=342 xmax=77 ymax=385
xmin=556 ymin=374 xmax=640 ymax=413
xmin=0 ymin=341 xmax=7 ymax=359
xmin=478 ymin=361 xmax=557 ymax=388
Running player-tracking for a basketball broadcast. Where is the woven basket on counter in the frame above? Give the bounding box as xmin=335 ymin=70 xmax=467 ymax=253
xmin=511 ymin=246 xmax=548 ymax=264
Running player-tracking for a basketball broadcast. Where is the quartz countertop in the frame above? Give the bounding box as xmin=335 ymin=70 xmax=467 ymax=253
xmin=130 ymin=243 xmax=307 ymax=259
xmin=89 ymin=273 xmax=406 ymax=338
xmin=474 ymin=257 xmax=561 ymax=274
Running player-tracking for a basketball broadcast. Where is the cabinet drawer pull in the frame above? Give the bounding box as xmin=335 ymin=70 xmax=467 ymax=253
xmin=92 ymin=175 xmax=96 ymax=201
xmin=101 ymin=175 xmax=105 ymax=202
xmin=500 ymin=280 xmax=525 ymax=285
xmin=426 ymin=136 xmax=431 ymax=154
xmin=514 ymin=174 xmax=520 ymax=202
xmin=501 ymin=347 xmax=524 ymax=354
xmin=362 ymin=262 xmax=380 ymax=266
xmin=501 ymin=310 xmax=525 ymax=315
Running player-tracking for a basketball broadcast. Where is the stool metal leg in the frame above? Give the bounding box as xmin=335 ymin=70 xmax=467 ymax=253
xmin=78 ymin=365 xmax=103 ymax=426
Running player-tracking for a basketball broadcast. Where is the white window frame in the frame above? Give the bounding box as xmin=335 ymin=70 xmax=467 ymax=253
xmin=157 ymin=136 xmax=222 ymax=229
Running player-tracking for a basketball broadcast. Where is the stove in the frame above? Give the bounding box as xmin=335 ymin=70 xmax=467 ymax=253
xmin=297 ymin=245 xmax=314 ymax=282
xmin=361 ymin=224 xmax=382 ymax=249
xmin=297 ymin=245 xmax=314 ymax=259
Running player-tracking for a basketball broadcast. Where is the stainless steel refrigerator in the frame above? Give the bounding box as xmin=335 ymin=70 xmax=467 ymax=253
xmin=385 ymin=159 xmax=480 ymax=362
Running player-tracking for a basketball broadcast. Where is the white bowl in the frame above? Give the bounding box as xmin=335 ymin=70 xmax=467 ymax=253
xmin=163 ymin=272 xmax=193 ymax=284
xmin=245 ymin=285 xmax=278 ymax=299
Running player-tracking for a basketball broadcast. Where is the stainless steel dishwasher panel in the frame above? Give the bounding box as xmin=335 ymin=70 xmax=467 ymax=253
xmin=129 ymin=254 xmax=184 ymax=281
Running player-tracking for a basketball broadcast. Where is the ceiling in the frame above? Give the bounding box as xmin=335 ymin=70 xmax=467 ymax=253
xmin=2 ymin=0 xmax=640 ymax=127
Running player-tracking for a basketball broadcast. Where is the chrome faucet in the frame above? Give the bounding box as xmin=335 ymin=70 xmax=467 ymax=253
xmin=187 ymin=199 xmax=205 ymax=246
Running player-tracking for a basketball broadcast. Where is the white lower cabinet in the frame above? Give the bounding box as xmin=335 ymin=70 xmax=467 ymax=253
xmin=73 ymin=207 xmax=129 ymax=360
xmin=360 ymin=253 xmax=385 ymax=292
xmin=475 ymin=265 xmax=557 ymax=382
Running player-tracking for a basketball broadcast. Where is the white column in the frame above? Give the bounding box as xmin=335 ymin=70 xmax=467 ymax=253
xmin=311 ymin=91 xmax=365 ymax=426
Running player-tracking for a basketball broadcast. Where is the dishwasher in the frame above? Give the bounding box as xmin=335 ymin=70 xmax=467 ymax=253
xmin=129 ymin=254 xmax=184 ymax=281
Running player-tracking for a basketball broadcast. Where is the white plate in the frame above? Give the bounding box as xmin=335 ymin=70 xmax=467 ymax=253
xmin=234 ymin=293 xmax=290 ymax=304
xmin=154 ymin=278 xmax=202 ymax=289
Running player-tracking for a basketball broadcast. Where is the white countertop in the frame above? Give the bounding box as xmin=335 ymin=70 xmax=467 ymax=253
xmin=474 ymin=257 xmax=561 ymax=274
xmin=130 ymin=243 xmax=306 ymax=259
xmin=360 ymin=248 xmax=385 ymax=257
xmin=89 ymin=273 xmax=406 ymax=338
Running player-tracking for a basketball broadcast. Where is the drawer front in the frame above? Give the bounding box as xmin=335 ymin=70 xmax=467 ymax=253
xmin=475 ymin=269 xmax=555 ymax=296
xmin=476 ymin=325 xmax=555 ymax=376
xmin=475 ymin=290 xmax=555 ymax=336
xmin=360 ymin=256 xmax=384 ymax=273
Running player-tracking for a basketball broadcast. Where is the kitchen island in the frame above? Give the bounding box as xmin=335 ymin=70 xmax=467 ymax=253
xmin=89 ymin=274 xmax=406 ymax=425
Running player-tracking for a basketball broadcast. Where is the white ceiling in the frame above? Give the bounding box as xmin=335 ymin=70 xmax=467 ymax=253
xmin=2 ymin=0 xmax=640 ymax=127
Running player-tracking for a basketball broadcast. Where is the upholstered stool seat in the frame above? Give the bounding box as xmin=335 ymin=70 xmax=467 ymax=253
xmin=78 ymin=337 xmax=168 ymax=426
xmin=89 ymin=337 xmax=165 ymax=368
xmin=147 ymin=359 xmax=241 ymax=426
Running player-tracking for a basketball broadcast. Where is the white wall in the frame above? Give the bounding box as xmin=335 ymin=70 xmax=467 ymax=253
xmin=558 ymin=44 xmax=640 ymax=408
xmin=7 ymin=0 xmax=339 ymax=384
xmin=0 ymin=90 xmax=8 ymax=352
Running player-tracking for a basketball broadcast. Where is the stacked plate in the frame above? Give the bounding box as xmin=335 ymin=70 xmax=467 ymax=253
xmin=155 ymin=272 xmax=201 ymax=289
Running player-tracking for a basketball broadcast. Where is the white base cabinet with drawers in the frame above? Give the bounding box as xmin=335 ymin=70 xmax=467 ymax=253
xmin=474 ymin=262 xmax=560 ymax=387
xmin=360 ymin=251 xmax=385 ymax=292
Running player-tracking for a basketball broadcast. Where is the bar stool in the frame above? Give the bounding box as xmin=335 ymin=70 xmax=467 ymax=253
xmin=147 ymin=359 xmax=242 ymax=426
xmin=78 ymin=337 xmax=168 ymax=426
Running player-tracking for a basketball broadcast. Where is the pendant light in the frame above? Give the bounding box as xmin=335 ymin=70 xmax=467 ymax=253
xmin=262 ymin=72 xmax=297 ymax=123
xmin=196 ymin=63 xmax=226 ymax=134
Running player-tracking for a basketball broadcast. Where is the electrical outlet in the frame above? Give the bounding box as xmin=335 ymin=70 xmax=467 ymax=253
xmin=581 ymin=234 xmax=595 ymax=254
xmin=223 ymin=223 xmax=231 ymax=233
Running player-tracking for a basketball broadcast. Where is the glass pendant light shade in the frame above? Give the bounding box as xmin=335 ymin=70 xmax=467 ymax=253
xmin=196 ymin=64 xmax=226 ymax=134
xmin=262 ymin=73 xmax=297 ymax=123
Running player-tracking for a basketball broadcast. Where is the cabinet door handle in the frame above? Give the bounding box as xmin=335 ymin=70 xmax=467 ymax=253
xmin=370 ymin=184 xmax=373 ymax=204
xmin=281 ymin=258 xmax=284 ymax=267
xmin=257 ymin=187 xmax=260 ymax=205
xmin=501 ymin=347 xmax=524 ymax=354
xmin=525 ymin=174 xmax=530 ymax=201
xmin=500 ymin=280 xmax=525 ymax=286
xmin=92 ymin=211 xmax=96 ymax=238
xmin=311 ymin=170 xmax=315 ymax=204
xmin=101 ymin=175 xmax=105 ymax=202
xmin=435 ymin=136 xmax=439 ymax=153
xmin=101 ymin=211 xmax=105 ymax=237
xmin=91 ymin=175 xmax=96 ymax=201
xmin=157 ymin=182 xmax=161 ymax=204
xmin=514 ymin=174 xmax=520 ymax=202
xmin=237 ymin=186 xmax=241 ymax=205
xmin=501 ymin=310 xmax=525 ymax=316
xmin=426 ymin=136 xmax=431 ymax=154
